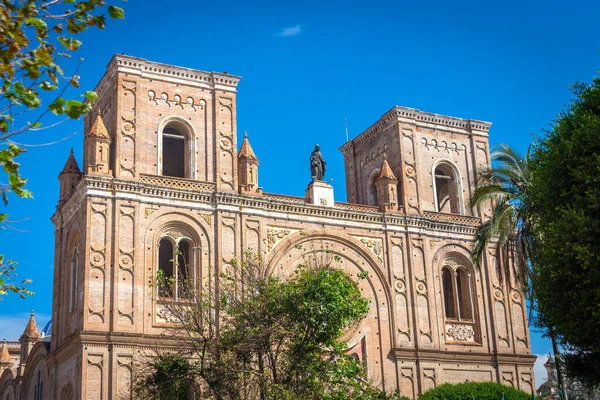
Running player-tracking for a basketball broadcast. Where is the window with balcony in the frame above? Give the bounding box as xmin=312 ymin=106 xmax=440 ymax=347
xmin=441 ymin=258 xmax=478 ymax=343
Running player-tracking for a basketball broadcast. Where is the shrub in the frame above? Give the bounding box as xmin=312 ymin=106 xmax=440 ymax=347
xmin=418 ymin=382 xmax=530 ymax=400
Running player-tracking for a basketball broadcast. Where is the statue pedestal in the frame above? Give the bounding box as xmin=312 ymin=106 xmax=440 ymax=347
xmin=305 ymin=181 xmax=334 ymax=207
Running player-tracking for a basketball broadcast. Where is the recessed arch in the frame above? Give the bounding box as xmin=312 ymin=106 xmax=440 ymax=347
xmin=432 ymin=159 xmax=463 ymax=214
xmin=394 ymin=166 xmax=403 ymax=206
xmin=434 ymin=246 xmax=479 ymax=343
xmin=69 ymin=245 xmax=79 ymax=312
xmin=0 ymin=369 xmax=16 ymax=400
xmin=367 ymin=168 xmax=380 ymax=206
xmin=264 ymin=231 xmax=397 ymax=387
xmin=145 ymin=213 xmax=211 ymax=305
xmin=21 ymin=343 xmax=49 ymax=400
xmin=157 ymin=116 xmax=197 ymax=179
xmin=265 ymin=231 xmax=388 ymax=293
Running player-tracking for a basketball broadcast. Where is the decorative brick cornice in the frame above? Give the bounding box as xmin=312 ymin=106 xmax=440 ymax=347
xmin=394 ymin=106 xmax=491 ymax=133
xmin=80 ymin=175 xmax=481 ymax=236
xmin=101 ymin=54 xmax=240 ymax=91
xmin=340 ymin=106 xmax=492 ymax=154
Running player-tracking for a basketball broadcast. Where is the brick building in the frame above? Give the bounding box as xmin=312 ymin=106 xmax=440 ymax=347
xmin=0 ymin=55 xmax=536 ymax=399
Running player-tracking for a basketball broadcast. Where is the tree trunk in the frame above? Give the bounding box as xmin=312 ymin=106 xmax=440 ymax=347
xmin=551 ymin=329 xmax=568 ymax=400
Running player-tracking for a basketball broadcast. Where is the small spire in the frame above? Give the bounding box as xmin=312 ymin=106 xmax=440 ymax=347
xmin=87 ymin=109 xmax=110 ymax=139
xmin=238 ymin=132 xmax=258 ymax=161
xmin=69 ymin=146 xmax=74 ymax=154
xmin=60 ymin=148 xmax=81 ymax=175
xmin=0 ymin=339 xmax=10 ymax=362
xmin=377 ymin=157 xmax=397 ymax=181
xmin=20 ymin=311 xmax=40 ymax=340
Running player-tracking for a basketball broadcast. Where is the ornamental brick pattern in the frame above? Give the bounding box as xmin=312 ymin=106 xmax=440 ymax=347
xmin=0 ymin=54 xmax=535 ymax=399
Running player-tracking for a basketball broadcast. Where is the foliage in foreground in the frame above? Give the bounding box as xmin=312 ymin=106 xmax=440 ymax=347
xmin=417 ymin=382 xmax=530 ymax=400
xmin=0 ymin=0 xmax=124 ymax=298
xmin=469 ymin=144 xmax=535 ymax=298
xmin=0 ymin=254 xmax=31 ymax=298
xmin=134 ymin=254 xmax=408 ymax=399
xmin=528 ymin=76 xmax=600 ymax=387
xmin=135 ymin=353 xmax=199 ymax=400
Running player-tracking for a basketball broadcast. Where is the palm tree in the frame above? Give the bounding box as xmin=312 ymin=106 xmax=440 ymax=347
xmin=470 ymin=144 xmax=567 ymax=399
xmin=470 ymin=144 xmax=535 ymax=291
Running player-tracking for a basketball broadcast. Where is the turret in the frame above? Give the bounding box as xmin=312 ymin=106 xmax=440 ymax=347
xmin=0 ymin=340 xmax=12 ymax=373
xmin=84 ymin=109 xmax=112 ymax=175
xmin=58 ymin=148 xmax=82 ymax=207
xmin=237 ymin=132 xmax=262 ymax=195
xmin=375 ymin=154 xmax=399 ymax=212
xmin=18 ymin=311 xmax=40 ymax=376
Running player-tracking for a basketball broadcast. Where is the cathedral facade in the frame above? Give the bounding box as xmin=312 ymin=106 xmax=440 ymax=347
xmin=0 ymin=55 xmax=536 ymax=399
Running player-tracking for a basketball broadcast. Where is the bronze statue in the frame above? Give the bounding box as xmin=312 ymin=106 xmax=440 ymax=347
xmin=310 ymin=144 xmax=326 ymax=181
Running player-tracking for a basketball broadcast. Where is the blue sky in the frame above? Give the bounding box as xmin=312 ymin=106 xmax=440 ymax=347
xmin=1 ymin=0 xmax=598 ymax=388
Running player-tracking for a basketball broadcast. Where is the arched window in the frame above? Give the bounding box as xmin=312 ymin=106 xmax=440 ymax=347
xmin=442 ymin=267 xmax=456 ymax=319
xmin=456 ymin=268 xmax=473 ymax=320
xmin=69 ymin=247 xmax=78 ymax=311
xmin=34 ymin=369 xmax=43 ymax=400
xmin=177 ymin=241 xmax=191 ymax=298
xmin=433 ymin=162 xmax=461 ymax=214
xmin=158 ymin=236 xmax=194 ymax=299
xmin=367 ymin=169 xmax=380 ymax=206
xmin=162 ymin=127 xmax=186 ymax=178
xmin=441 ymin=262 xmax=475 ymax=322
xmin=158 ymin=239 xmax=174 ymax=296
xmin=160 ymin=119 xmax=194 ymax=179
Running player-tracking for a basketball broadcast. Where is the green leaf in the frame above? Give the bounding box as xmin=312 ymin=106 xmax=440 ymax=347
xmin=107 ymin=6 xmax=125 ymax=19
xmin=25 ymin=18 xmax=48 ymax=31
xmin=57 ymin=36 xmax=82 ymax=50
xmin=39 ymin=81 xmax=57 ymax=91
xmin=85 ymin=91 xmax=98 ymax=103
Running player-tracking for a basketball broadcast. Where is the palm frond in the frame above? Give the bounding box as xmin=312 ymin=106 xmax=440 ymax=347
xmin=471 ymin=144 xmax=537 ymax=308
xmin=470 ymin=185 xmax=510 ymax=208
xmin=471 ymin=219 xmax=494 ymax=268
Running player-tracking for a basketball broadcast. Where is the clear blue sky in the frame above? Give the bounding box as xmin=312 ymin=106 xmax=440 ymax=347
xmin=1 ymin=0 xmax=598 ymax=388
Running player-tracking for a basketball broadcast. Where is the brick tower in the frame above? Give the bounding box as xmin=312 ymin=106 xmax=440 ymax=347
xmin=0 ymin=56 xmax=536 ymax=400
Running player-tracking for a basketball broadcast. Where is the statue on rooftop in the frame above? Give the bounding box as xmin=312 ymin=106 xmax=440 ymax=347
xmin=310 ymin=144 xmax=326 ymax=181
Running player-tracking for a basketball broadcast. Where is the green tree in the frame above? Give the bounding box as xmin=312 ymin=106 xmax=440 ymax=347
xmin=134 ymin=353 xmax=199 ymax=400
xmin=135 ymin=251 xmax=408 ymax=400
xmin=417 ymin=382 xmax=530 ymax=400
xmin=469 ymin=145 xmax=569 ymax=394
xmin=0 ymin=0 xmax=124 ymax=298
xmin=528 ymin=76 xmax=600 ymax=387
xmin=470 ymin=144 xmax=535 ymax=292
